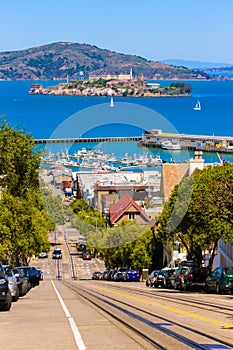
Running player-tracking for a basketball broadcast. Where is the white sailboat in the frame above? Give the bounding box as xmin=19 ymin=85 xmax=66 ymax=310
xmin=110 ymin=97 xmax=114 ymax=107
xmin=193 ymin=100 xmax=201 ymax=111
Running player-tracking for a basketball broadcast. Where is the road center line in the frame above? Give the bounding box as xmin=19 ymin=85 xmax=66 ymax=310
xmin=51 ymin=281 xmax=87 ymax=350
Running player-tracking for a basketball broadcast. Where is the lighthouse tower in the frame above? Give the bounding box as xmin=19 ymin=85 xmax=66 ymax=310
xmin=130 ymin=68 xmax=133 ymax=80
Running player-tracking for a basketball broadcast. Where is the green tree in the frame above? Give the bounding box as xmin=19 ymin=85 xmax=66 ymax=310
xmin=156 ymin=163 xmax=233 ymax=267
xmin=0 ymin=191 xmax=52 ymax=265
xmin=0 ymin=122 xmax=52 ymax=265
xmin=0 ymin=122 xmax=41 ymax=197
xmin=42 ymin=194 xmax=70 ymax=225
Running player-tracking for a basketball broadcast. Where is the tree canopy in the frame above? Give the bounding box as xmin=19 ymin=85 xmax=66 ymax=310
xmin=0 ymin=122 xmax=53 ymax=265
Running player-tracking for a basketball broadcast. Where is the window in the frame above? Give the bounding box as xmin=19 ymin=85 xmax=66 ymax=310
xmin=128 ymin=213 xmax=135 ymax=220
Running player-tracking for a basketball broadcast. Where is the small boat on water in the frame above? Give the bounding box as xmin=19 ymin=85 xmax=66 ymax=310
xmin=193 ymin=100 xmax=201 ymax=111
xmin=161 ymin=140 xmax=181 ymax=150
xmin=110 ymin=97 xmax=114 ymax=107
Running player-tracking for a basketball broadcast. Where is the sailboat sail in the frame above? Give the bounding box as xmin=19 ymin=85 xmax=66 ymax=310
xmin=110 ymin=97 xmax=114 ymax=107
xmin=193 ymin=100 xmax=201 ymax=110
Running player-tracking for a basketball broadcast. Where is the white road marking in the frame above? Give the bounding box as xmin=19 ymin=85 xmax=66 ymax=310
xmin=51 ymin=280 xmax=87 ymax=350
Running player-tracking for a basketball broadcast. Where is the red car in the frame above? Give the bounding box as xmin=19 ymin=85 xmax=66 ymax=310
xmin=82 ymin=252 xmax=92 ymax=260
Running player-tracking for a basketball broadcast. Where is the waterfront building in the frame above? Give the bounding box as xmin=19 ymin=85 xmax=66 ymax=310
xmin=88 ymin=71 xmax=133 ymax=81
xmin=140 ymin=129 xmax=233 ymax=153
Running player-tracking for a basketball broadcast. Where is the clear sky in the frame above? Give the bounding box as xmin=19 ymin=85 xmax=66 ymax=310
xmin=1 ymin=0 xmax=233 ymax=64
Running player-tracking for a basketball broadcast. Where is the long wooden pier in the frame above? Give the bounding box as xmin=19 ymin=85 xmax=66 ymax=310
xmin=34 ymin=136 xmax=142 ymax=144
xmin=34 ymin=131 xmax=233 ymax=153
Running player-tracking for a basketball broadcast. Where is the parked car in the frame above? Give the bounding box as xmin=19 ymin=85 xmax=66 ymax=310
xmin=167 ymin=266 xmax=189 ymax=290
xmin=106 ymin=269 xmax=117 ymax=281
xmin=160 ymin=268 xmax=178 ymax=288
xmin=39 ymin=252 xmax=48 ymax=258
xmin=92 ymin=271 xmax=102 ymax=280
xmin=123 ymin=269 xmax=140 ymax=282
xmin=152 ymin=269 xmax=178 ymax=288
xmin=205 ymin=266 xmax=233 ymax=294
xmin=38 ymin=269 xmax=43 ymax=281
xmin=16 ymin=266 xmax=41 ymax=289
xmin=15 ymin=267 xmax=30 ymax=292
xmin=101 ymin=271 xmax=108 ymax=280
xmin=3 ymin=266 xmax=19 ymax=302
xmin=11 ymin=267 xmax=28 ymax=296
xmin=0 ymin=262 xmax=12 ymax=311
xmin=82 ymin=251 xmax=92 ymax=260
xmin=114 ymin=268 xmax=127 ymax=281
xmin=145 ymin=270 xmax=160 ymax=287
xmin=52 ymin=249 xmax=62 ymax=259
xmin=183 ymin=267 xmax=211 ymax=291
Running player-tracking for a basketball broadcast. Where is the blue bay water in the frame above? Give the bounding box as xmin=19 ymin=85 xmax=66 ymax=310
xmin=0 ymin=79 xmax=233 ymax=164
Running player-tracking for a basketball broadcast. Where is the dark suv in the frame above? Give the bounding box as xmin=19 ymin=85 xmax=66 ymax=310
xmin=183 ymin=267 xmax=211 ymax=291
xmin=52 ymin=249 xmax=62 ymax=259
xmin=0 ymin=262 xmax=12 ymax=311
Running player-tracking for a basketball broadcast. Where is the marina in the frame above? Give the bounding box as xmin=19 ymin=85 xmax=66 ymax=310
xmin=41 ymin=147 xmax=164 ymax=172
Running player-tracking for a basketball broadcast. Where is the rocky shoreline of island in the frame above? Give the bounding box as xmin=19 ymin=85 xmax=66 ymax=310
xmin=28 ymin=78 xmax=192 ymax=98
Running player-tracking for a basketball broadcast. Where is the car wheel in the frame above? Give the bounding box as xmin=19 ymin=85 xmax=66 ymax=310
xmin=216 ymin=284 xmax=222 ymax=294
xmin=12 ymin=288 xmax=19 ymax=302
xmin=1 ymin=293 xmax=12 ymax=311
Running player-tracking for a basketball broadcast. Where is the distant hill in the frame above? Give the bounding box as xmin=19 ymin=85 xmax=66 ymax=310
xmin=161 ymin=59 xmax=233 ymax=69
xmin=0 ymin=42 xmax=209 ymax=80
xmin=206 ymin=66 xmax=233 ymax=77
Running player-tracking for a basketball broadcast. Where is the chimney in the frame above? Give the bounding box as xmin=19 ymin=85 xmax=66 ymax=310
xmin=189 ymin=151 xmax=204 ymax=175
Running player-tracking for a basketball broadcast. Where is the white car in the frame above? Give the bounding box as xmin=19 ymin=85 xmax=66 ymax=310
xmin=3 ymin=266 xmax=19 ymax=302
xmin=39 ymin=252 xmax=48 ymax=258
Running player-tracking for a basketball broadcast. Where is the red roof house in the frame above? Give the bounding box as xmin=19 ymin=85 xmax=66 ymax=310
xmin=109 ymin=193 xmax=151 ymax=226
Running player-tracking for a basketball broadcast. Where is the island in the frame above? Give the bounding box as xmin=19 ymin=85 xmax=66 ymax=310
xmin=29 ymin=75 xmax=192 ymax=98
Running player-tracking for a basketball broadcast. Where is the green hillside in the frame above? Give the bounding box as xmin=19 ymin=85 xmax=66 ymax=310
xmin=0 ymin=41 xmax=209 ymax=80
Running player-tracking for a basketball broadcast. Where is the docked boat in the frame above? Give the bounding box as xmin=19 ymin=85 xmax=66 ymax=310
xmin=193 ymin=100 xmax=201 ymax=111
xmin=161 ymin=140 xmax=181 ymax=150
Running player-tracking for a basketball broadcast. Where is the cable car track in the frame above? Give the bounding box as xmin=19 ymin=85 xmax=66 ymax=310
xmin=99 ymin=282 xmax=233 ymax=317
xmin=63 ymin=280 xmax=233 ymax=350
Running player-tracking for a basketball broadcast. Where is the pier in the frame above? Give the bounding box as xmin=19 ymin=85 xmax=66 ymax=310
xmin=34 ymin=136 xmax=142 ymax=144
xmin=138 ymin=130 xmax=233 ymax=154
xmin=34 ymin=131 xmax=233 ymax=153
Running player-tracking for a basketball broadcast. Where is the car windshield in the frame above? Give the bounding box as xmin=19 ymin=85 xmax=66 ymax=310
xmin=153 ymin=271 xmax=159 ymax=276
xmin=5 ymin=269 xmax=13 ymax=277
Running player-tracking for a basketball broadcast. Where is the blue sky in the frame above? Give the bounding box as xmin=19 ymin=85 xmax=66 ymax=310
xmin=1 ymin=0 xmax=233 ymax=64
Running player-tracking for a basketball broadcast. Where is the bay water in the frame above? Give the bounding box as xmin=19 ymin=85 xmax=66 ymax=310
xmin=1 ymin=79 xmax=233 ymax=164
